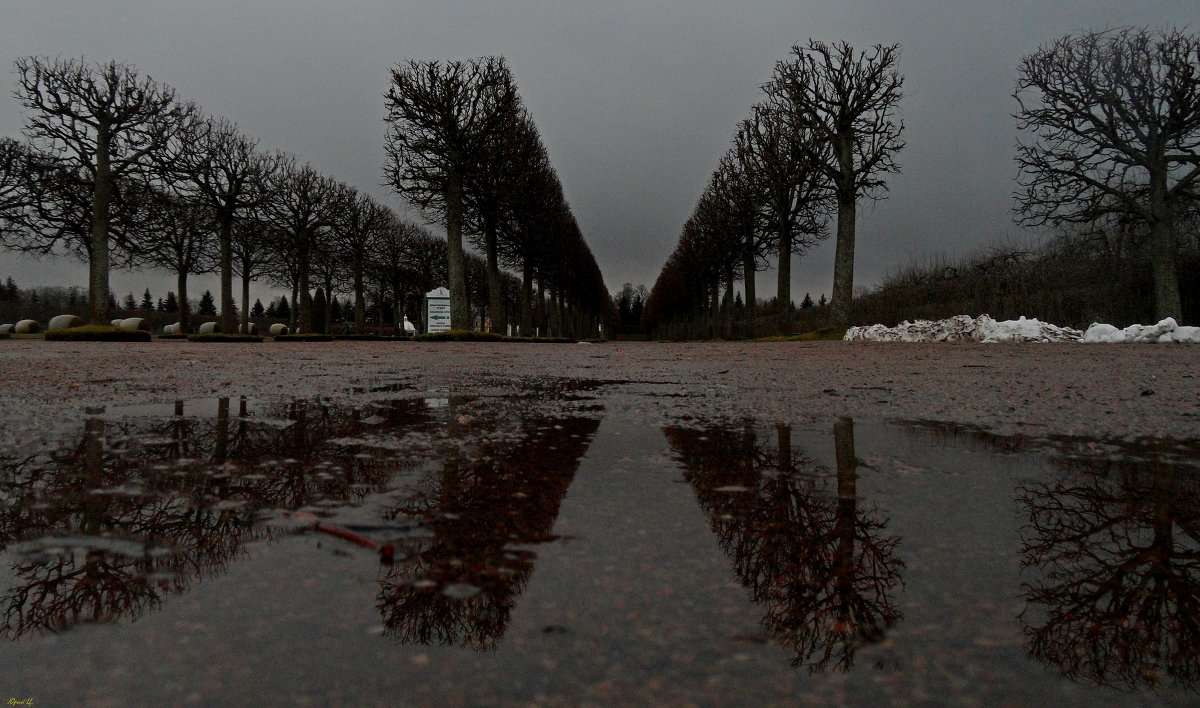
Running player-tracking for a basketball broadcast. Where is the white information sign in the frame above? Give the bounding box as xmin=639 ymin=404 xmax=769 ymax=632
xmin=425 ymin=287 xmax=451 ymax=333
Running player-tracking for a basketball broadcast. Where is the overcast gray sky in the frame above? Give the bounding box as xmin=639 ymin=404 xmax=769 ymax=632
xmin=2 ymin=1 xmax=1197 ymax=306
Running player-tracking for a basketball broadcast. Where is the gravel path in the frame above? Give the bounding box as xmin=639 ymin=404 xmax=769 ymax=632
xmin=0 ymin=339 xmax=1195 ymax=443
xmin=0 ymin=340 xmax=1195 ymax=446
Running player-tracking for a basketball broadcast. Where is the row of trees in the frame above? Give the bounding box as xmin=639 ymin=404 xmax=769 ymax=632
xmin=0 ymin=56 xmax=609 ymax=337
xmin=647 ymin=27 xmax=1200 ymax=338
xmin=384 ymin=57 xmax=613 ymax=336
xmin=645 ymin=40 xmax=904 ymax=337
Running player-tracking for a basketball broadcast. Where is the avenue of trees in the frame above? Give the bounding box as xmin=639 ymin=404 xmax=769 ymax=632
xmin=384 ymin=57 xmax=612 ymax=336
xmin=646 ymin=26 xmax=1199 ymax=338
xmin=645 ymin=40 xmax=905 ymax=338
xmin=0 ymin=55 xmax=609 ymax=337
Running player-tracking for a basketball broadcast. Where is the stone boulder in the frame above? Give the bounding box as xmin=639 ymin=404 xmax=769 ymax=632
xmin=269 ymin=323 xmax=289 ymax=336
xmin=14 ymin=320 xmax=40 ymax=334
xmin=0 ymin=324 xmax=14 ymax=334
xmin=119 ymin=317 xmax=150 ymax=332
xmin=198 ymin=322 xmax=220 ymax=334
xmin=239 ymin=322 xmax=259 ymax=335
xmin=48 ymin=314 xmax=84 ymax=331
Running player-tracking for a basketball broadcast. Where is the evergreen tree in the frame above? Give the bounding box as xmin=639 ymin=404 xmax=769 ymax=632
xmin=265 ymin=299 xmax=277 ymax=318
xmin=251 ymin=298 xmax=265 ymax=319
xmin=275 ymin=296 xmax=291 ymax=321
xmin=107 ymin=292 xmax=117 ymax=311
xmin=156 ymin=298 xmax=165 ymax=311
xmin=123 ymin=292 xmax=136 ymax=310
xmin=68 ymin=289 xmax=79 ymax=307
xmin=198 ymin=290 xmax=217 ymax=316
xmin=329 ymin=297 xmax=343 ymax=323
xmin=801 ymin=292 xmax=814 ymax=309
xmin=817 ymin=293 xmax=827 ymax=307
xmin=141 ymin=288 xmax=153 ymax=309
xmin=164 ymin=291 xmax=179 ymax=313
xmin=1 ymin=277 xmax=15 ymax=301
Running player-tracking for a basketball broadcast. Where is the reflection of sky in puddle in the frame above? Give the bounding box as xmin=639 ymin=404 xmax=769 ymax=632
xmin=1 ymin=383 xmax=1197 ymax=704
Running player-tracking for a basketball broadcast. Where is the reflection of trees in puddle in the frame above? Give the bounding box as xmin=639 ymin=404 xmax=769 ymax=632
xmin=0 ymin=396 xmax=434 ymax=638
xmin=376 ymin=405 xmax=600 ymax=651
xmin=1020 ymin=451 xmax=1200 ymax=692
xmin=899 ymin=420 xmax=1200 ymax=692
xmin=664 ymin=418 xmax=904 ymax=672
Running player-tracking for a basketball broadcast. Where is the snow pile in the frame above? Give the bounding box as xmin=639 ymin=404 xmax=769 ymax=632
xmin=844 ymin=315 xmax=1082 ymax=343
xmin=846 ymin=315 xmax=1199 ymax=343
xmin=1082 ymin=318 xmax=1200 ymax=344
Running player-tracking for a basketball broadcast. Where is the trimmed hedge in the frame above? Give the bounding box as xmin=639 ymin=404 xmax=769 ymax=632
xmin=332 ymin=334 xmax=412 ymax=341
xmin=414 ymin=330 xmax=582 ymax=343
xmin=756 ymin=327 xmax=847 ymax=343
xmin=187 ymin=333 xmax=263 ymax=343
xmin=272 ymin=333 xmax=334 ymax=342
xmin=44 ymin=325 xmax=152 ymax=342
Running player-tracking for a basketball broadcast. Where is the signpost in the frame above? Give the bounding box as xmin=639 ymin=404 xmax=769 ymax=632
xmin=424 ymin=287 xmax=451 ymax=334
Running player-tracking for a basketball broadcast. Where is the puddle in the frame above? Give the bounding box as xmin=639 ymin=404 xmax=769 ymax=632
xmin=1 ymin=385 xmax=1197 ymax=705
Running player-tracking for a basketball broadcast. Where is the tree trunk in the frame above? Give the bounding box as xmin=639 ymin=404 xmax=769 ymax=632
xmin=485 ymin=215 xmax=503 ymax=334
xmin=724 ymin=264 xmax=735 ymax=338
xmin=776 ymin=223 xmax=792 ymax=335
xmin=830 ymin=134 xmax=858 ymax=327
xmin=240 ymin=261 xmax=251 ymax=332
xmin=354 ymin=257 xmax=366 ymax=334
xmin=177 ymin=270 xmax=191 ymax=333
xmin=218 ymin=211 xmax=236 ymax=334
xmin=445 ymin=174 xmax=469 ymax=330
xmin=89 ymin=125 xmax=112 ymax=324
xmin=289 ymin=285 xmax=298 ymax=330
xmin=1149 ymin=173 xmax=1183 ymax=321
xmin=830 ymin=193 xmax=857 ymax=327
xmin=742 ymin=236 xmax=756 ymax=315
xmin=297 ymin=239 xmax=311 ymax=333
xmin=521 ymin=261 xmax=533 ymax=337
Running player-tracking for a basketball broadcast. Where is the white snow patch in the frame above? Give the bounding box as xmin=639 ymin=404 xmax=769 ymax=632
xmin=1082 ymin=318 xmax=1200 ymax=344
xmin=846 ymin=315 xmax=1198 ymax=343
xmin=844 ymin=315 xmax=1082 ymax=343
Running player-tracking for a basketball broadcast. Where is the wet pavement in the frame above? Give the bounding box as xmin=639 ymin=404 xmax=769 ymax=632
xmin=2 ymin=372 xmax=1199 ymax=705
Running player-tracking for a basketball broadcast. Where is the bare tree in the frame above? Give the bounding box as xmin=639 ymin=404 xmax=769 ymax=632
xmin=1016 ymin=27 xmax=1200 ymax=321
xmin=769 ymin=41 xmax=905 ymax=326
xmin=14 ymin=57 xmax=187 ymax=323
xmin=463 ymin=82 xmax=530 ymax=333
xmin=175 ymin=117 xmax=279 ymax=333
xmin=132 ymin=191 xmax=216 ymax=332
xmin=710 ymin=150 xmax=769 ymax=317
xmin=0 ymin=138 xmax=33 ymax=240
xmin=330 ymin=187 xmax=392 ymax=333
xmin=231 ymin=216 xmax=276 ymax=332
xmin=260 ymin=160 xmax=340 ymax=333
xmin=737 ymin=104 xmax=829 ymax=333
xmin=384 ymin=57 xmax=519 ymax=331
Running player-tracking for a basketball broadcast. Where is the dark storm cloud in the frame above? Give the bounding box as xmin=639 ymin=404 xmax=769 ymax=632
xmin=2 ymin=1 xmax=1197 ymax=302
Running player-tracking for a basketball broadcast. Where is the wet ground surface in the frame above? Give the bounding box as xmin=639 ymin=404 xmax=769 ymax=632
xmin=1 ymin=341 xmax=1198 ymax=705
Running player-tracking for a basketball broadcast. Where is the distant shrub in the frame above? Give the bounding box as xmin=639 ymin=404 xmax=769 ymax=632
xmin=272 ymin=333 xmax=334 ymax=342
xmin=415 ymin=330 xmax=506 ymax=342
xmin=186 ymin=333 xmax=263 ymax=343
xmin=44 ymin=325 xmax=151 ymax=342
